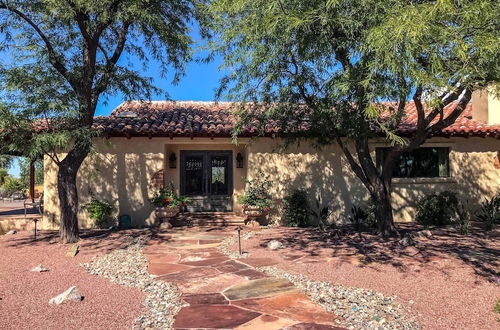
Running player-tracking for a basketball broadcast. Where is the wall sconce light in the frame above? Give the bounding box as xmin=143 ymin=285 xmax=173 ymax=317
xmin=236 ymin=152 xmax=244 ymax=168
xmin=169 ymin=152 xmax=177 ymax=169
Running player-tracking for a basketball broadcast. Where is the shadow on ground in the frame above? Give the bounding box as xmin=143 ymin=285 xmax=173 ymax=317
xmin=258 ymin=223 xmax=500 ymax=280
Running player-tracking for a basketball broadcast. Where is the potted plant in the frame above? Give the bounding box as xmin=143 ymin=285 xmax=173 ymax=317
xmin=237 ymin=171 xmax=275 ymax=226
xmin=150 ymin=182 xmax=189 ymax=228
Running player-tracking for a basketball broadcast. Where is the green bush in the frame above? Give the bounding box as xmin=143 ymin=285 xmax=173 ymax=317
xmin=2 ymin=176 xmax=25 ymax=195
xmin=282 ymin=189 xmax=310 ymax=227
xmin=310 ymin=196 xmax=334 ymax=230
xmin=477 ymin=193 xmax=500 ymax=230
xmin=83 ymin=198 xmax=115 ymax=229
xmin=237 ymin=170 xmax=275 ymax=211
xmin=454 ymin=202 xmax=471 ymax=235
xmin=348 ymin=203 xmax=377 ymax=231
xmin=415 ymin=191 xmax=459 ymax=227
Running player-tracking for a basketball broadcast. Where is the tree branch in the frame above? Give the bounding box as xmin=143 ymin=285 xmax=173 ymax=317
xmin=0 ymin=1 xmax=80 ymax=92
xmin=93 ymin=22 xmax=130 ymax=95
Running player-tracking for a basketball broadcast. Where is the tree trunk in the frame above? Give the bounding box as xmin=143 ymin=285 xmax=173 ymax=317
xmin=371 ymin=181 xmax=399 ymax=238
xmin=57 ymin=141 xmax=91 ymax=243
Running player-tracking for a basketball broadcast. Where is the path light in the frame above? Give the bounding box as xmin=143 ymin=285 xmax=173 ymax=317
xmin=236 ymin=225 xmax=243 ymax=255
xmin=236 ymin=152 xmax=244 ymax=168
xmin=32 ymin=218 xmax=39 ymax=241
xmin=169 ymin=152 xmax=177 ymax=168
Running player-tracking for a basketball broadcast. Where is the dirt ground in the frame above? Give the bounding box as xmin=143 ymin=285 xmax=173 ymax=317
xmin=236 ymin=224 xmax=500 ymax=329
xmin=0 ymin=230 xmax=146 ymax=330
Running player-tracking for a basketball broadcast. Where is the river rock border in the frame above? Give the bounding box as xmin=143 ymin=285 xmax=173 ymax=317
xmin=81 ymin=233 xmax=185 ymax=329
xmin=258 ymin=266 xmax=421 ymax=330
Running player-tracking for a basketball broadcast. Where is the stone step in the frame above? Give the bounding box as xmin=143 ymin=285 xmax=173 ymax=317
xmin=174 ymin=212 xmax=246 ymax=227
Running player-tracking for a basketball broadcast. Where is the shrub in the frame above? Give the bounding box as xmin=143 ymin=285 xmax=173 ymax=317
xmin=348 ymin=203 xmax=377 ymax=231
xmin=83 ymin=198 xmax=115 ymax=229
xmin=477 ymin=193 xmax=500 ymax=230
xmin=415 ymin=191 xmax=459 ymax=227
xmin=310 ymin=196 xmax=334 ymax=230
xmin=282 ymin=189 xmax=310 ymax=227
xmin=237 ymin=170 xmax=275 ymax=211
xmin=150 ymin=182 xmax=189 ymax=209
xmin=2 ymin=176 xmax=25 ymax=196
xmin=454 ymin=201 xmax=471 ymax=235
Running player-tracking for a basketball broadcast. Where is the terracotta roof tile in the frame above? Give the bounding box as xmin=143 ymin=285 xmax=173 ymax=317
xmin=92 ymin=100 xmax=500 ymax=138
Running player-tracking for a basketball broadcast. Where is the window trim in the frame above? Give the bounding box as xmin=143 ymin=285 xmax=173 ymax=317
xmin=375 ymin=145 xmax=454 ymax=180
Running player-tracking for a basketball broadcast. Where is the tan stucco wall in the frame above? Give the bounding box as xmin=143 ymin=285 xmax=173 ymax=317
xmin=472 ymin=89 xmax=500 ymax=125
xmin=42 ymin=137 xmax=247 ymax=229
xmin=246 ymin=137 xmax=500 ymax=223
xmin=43 ymin=136 xmax=500 ymax=229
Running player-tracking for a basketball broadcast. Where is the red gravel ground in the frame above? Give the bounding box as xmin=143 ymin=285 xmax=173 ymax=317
xmin=0 ymin=230 xmax=146 ymax=330
xmin=237 ymin=224 xmax=500 ymax=330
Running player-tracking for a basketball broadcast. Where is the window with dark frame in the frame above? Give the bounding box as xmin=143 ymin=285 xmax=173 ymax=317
xmin=376 ymin=147 xmax=450 ymax=178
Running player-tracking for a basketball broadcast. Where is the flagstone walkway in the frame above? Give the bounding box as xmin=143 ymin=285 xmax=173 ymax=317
xmin=143 ymin=228 xmax=344 ymax=330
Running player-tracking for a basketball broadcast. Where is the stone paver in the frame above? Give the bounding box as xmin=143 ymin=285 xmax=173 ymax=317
xmin=145 ymin=228 xmax=342 ymax=329
xmin=173 ymin=305 xmax=261 ymax=329
xmin=223 ymin=278 xmax=298 ymax=300
xmin=148 ymin=263 xmax=192 ymax=276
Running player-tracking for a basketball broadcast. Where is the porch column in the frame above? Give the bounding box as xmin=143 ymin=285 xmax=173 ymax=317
xmin=29 ymin=160 xmax=35 ymax=203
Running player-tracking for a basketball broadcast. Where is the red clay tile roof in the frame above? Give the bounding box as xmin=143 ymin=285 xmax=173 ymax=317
xmin=93 ymin=100 xmax=500 ymax=138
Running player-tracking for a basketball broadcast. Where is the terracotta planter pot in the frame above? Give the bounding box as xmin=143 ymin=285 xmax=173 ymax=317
xmin=156 ymin=206 xmax=179 ymax=229
xmin=156 ymin=206 xmax=180 ymax=219
xmin=243 ymin=205 xmax=268 ymax=226
xmin=243 ymin=205 xmax=264 ymax=218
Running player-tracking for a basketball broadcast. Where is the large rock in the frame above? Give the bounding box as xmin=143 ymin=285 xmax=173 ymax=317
xmin=267 ymin=240 xmax=283 ymax=250
xmin=49 ymin=286 xmax=82 ymax=304
xmin=31 ymin=264 xmax=49 ymax=272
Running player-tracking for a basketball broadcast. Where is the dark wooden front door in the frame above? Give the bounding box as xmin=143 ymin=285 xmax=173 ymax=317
xmin=180 ymin=150 xmax=233 ymax=212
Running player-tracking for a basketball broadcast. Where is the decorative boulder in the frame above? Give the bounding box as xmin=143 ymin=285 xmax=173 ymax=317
xmin=267 ymin=240 xmax=283 ymax=250
xmin=49 ymin=286 xmax=82 ymax=304
xmin=31 ymin=264 xmax=49 ymax=272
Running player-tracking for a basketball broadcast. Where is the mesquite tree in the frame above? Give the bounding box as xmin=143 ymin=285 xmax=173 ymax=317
xmin=0 ymin=0 xmax=199 ymax=242
xmin=208 ymin=0 xmax=500 ymax=237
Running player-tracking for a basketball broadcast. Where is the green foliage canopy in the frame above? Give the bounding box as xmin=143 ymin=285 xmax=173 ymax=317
xmin=0 ymin=0 xmax=199 ymax=159
xmin=207 ymin=0 xmax=500 ymax=144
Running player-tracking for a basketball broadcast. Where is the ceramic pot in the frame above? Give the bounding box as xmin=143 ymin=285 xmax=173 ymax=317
xmin=156 ymin=206 xmax=180 ymax=219
xmin=243 ymin=205 xmax=268 ymax=226
xmin=156 ymin=206 xmax=180 ymax=229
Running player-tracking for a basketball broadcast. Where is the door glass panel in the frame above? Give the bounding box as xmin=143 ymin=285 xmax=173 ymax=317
xmin=211 ymin=156 xmax=228 ymax=195
xmin=184 ymin=155 xmax=204 ymax=195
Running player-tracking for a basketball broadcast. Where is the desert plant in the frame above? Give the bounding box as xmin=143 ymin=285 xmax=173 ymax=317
xmin=454 ymin=201 xmax=472 ymax=235
xmin=149 ymin=182 xmax=189 ymax=209
xmin=237 ymin=170 xmax=275 ymax=211
xmin=310 ymin=196 xmax=335 ymax=231
xmin=282 ymin=189 xmax=310 ymax=227
xmin=83 ymin=198 xmax=115 ymax=229
xmin=2 ymin=176 xmax=25 ymax=196
xmin=348 ymin=203 xmax=377 ymax=231
xmin=415 ymin=191 xmax=459 ymax=227
xmin=0 ymin=168 xmax=9 ymax=185
xmin=477 ymin=193 xmax=500 ymax=230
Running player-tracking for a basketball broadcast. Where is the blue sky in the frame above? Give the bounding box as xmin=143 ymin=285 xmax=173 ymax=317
xmin=96 ymin=53 xmax=227 ymax=116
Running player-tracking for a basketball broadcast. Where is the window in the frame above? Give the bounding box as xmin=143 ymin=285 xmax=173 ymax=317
xmin=376 ymin=147 xmax=450 ymax=178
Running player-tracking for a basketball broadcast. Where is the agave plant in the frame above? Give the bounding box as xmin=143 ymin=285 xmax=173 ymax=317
xmin=477 ymin=193 xmax=500 ymax=230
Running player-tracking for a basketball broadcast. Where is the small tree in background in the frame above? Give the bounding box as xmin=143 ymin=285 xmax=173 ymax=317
xmin=0 ymin=0 xmax=201 ymax=242
xmin=208 ymin=0 xmax=500 ymax=237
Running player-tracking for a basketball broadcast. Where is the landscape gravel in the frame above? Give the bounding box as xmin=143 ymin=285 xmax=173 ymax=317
xmin=82 ymin=233 xmax=185 ymax=329
xmin=0 ymin=230 xmax=145 ymax=330
xmin=218 ymin=230 xmax=255 ymax=258
xmin=258 ymin=266 xmax=420 ymax=330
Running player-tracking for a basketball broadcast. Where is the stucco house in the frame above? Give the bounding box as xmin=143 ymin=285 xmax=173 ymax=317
xmin=41 ymin=91 xmax=500 ymax=229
